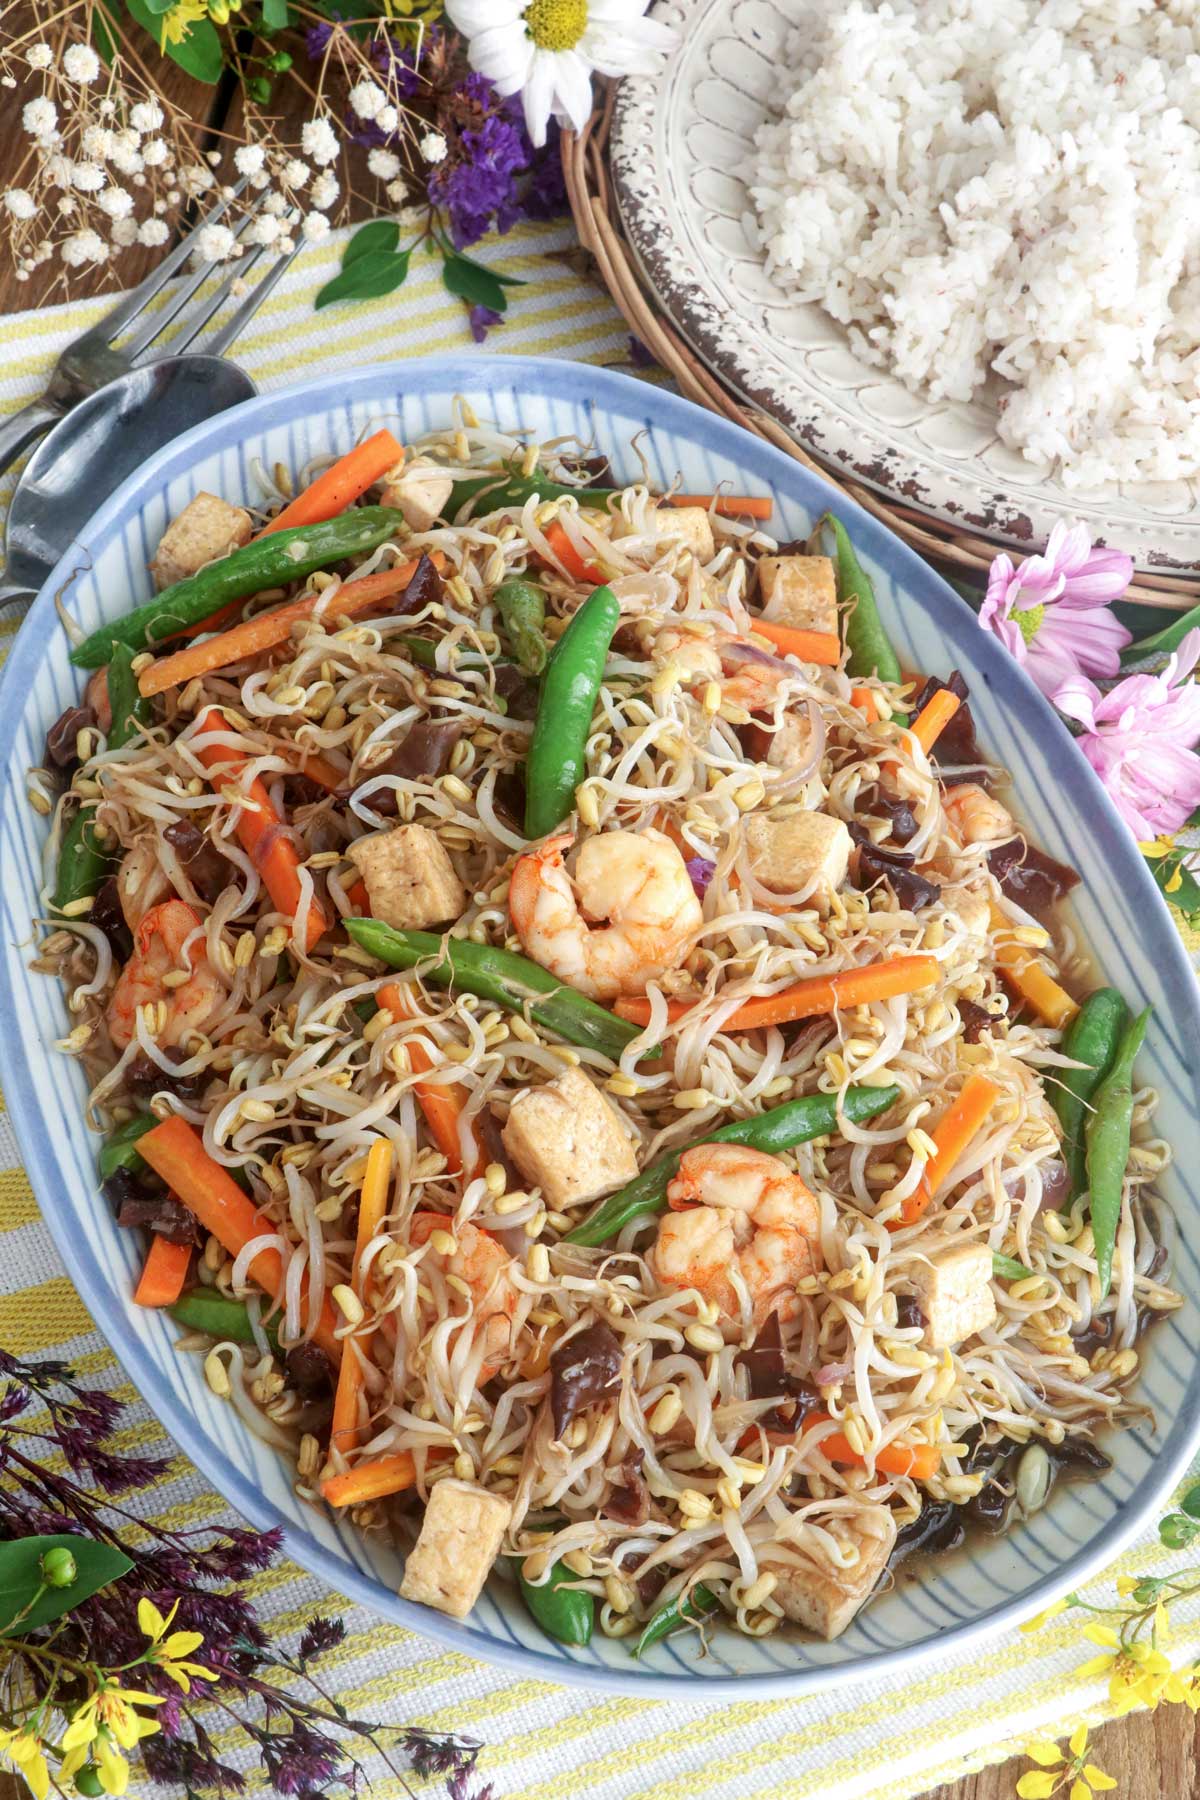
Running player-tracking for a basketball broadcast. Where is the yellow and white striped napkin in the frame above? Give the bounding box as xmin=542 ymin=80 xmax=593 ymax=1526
xmin=1 ymin=216 xmax=1197 ymax=1800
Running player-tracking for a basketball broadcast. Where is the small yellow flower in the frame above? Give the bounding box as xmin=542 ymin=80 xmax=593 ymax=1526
xmin=159 ymin=0 xmax=208 ymax=45
xmin=1115 ymin=1575 xmax=1139 ymax=1596
xmin=1020 ymin=1597 xmax=1070 ymax=1633
xmin=1015 ymin=1725 xmax=1117 ymax=1799
xmin=1075 ymin=1625 xmax=1176 ymax=1713
xmin=1138 ymin=834 xmax=1177 ymax=860
xmin=61 ymin=1681 xmax=164 ymax=1758
xmin=0 ymin=1729 xmax=50 ymax=1800
xmin=138 ymin=1597 xmax=218 ymax=1694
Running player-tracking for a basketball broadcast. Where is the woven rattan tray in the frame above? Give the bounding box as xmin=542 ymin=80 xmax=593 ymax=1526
xmin=562 ymin=90 xmax=1197 ymax=613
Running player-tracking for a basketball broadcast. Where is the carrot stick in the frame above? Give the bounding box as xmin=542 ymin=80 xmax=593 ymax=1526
xmin=321 ymin=1453 xmax=417 ymax=1507
xmin=378 ymin=981 xmax=480 ymax=1177
xmin=851 ymin=686 xmax=880 ymax=723
xmin=133 ymin=1235 xmax=191 ymax=1309
xmin=750 ymin=619 xmax=842 ymax=666
xmin=260 ymin=429 xmax=403 ymax=538
xmin=137 ymin=1116 xmax=342 ymax=1362
xmin=613 ymin=954 xmax=939 ymax=1031
xmin=668 ymin=494 xmax=773 ymax=520
xmin=173 ymin=597 xmax=245 ymax=641
xmin=137 ymin=555 xmax=439 ymax=698
xmin=898 ymin=1072 xmax=1000 ymax=1227
xmin=989 ymin=903 xmax=1079 ymax=1029
xmin=909 ymin=687 xmax=961 ymax=753
xmin=347 ymin=878 xmax=370 ymax=914
xmin=329 ymin=1138 xmax=393 ymax=1455
xmin=192 ymin=708 xmax=329 ymax=952
xmin=810 ymin=1417 xmax=941 ymax=1481
xmin=541 ymin=518 xmax=604 ymax=585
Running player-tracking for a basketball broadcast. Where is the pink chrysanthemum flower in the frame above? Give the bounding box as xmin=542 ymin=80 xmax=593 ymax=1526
xmin=1055 ymin=630 xmax=1200 ymax=839
xmin=980 ymin=521 xmax=1133 ymax=698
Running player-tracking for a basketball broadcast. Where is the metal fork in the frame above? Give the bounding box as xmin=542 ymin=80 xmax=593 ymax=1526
xmin=0 ymin=180 xmax=303 ymax=476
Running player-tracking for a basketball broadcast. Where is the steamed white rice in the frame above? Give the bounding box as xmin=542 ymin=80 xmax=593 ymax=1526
xmin=743 ymin=0 xmax=1200 ymax=488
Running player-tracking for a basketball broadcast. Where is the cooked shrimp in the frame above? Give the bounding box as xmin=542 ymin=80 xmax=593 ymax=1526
xmin=116 ymin=839 xmax=172 ymax=931
xmin=85 ymin=667 xmax=112 ymax=736
xmin=652 ymin=1143 xmax=823 ymax=1328
xmin=411 ymin=1214 xmax=521 ymax=1369
xmin=942 ymin=783 xmax=1016 ymax=847
xmin=106 ymin=898 xmax=223 ymax=1050
xmin=509 ymin=829 xmax=702 ymax=1001
xmin=651 ymin=627 xmax=798 ymax=712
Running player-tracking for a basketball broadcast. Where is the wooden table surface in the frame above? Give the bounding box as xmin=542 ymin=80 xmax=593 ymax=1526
xmin=0 ymin=42 xmax=1188 ymax=1800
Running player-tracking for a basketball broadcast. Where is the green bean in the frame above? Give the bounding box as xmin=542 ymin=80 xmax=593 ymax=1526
xmin=517 ymin=1556 xmax=595 ymax=1646
xmin=70 ymin=507 xmax=404 ymax=667
xmin=169 ymin=1290 xmax=279 ymax=1348
xmin=448 ymin=469 xmax=614 ymax=522
xmin=564 ymin=1085 xmax=901 ymax=1247
xmin=820 ymin=512 xmax=903 ymax=697
xmin=524 ymin=583 xmax=621 ymax=839
xmin=1052 ymin=988 xmax=1129 ymax=1200
xmin=344 ymin=918 xmax=650 ymax=1063
xmin=632 ymin=1583 xmax=717 ymax=1658
xmin=494 ymin=577 xmax=549 ymax=675
xmin=98 ymin=1114 xmax=158 ymax=1180
xmin=52 ymin=644 xmax=154 ymax=912
xmin=1086 ymin=1005 xmax=1152 ymax=1297
xmin=991 ymin=1251 xmax=1033 ymax=1281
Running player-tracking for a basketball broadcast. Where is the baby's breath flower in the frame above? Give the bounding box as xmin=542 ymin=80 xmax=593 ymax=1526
xmin=141 ymin=137 xmax=170 ymax=167
xmin=112 ymin=217 xmax=139 ymax=246
xmin=368 ymin=147 xmax=401 ymax=179
xmin=301 ymin=117 xmax=339 ymax=166
xmin=129 ymin=99 xmax=164 ymax=132
xmin=70 ymin=163 xmax=106 ymax=192
xmin=263 ymin=190 xmax=289 ymax=215
xmin=62 ymin=43 xmax=101 ymax=83
xmin=197 ymin=221 xmax=237 ymax=261
xmin=181 ymin=162 xmax=214 ymax=195
xmin=43 ymin=152 xmax=74 ymax=187
xmin=61 ymin=227 xmax=107 ymax=266
xmin=25 ymin=43 xmax=53 ymax=70
xmin=98 ymin=187 xmax=134 ymax=219
xmin=377 ymin=103 xmax=399 ymax=132
xmin=110 ymin=143 xmax=144 ymax=177
xmin=235 ymin=143 xmax=266 ymax=175
xmin=309 ymin=170 xmax=339 ymax=208
xmin=22 ymin=96 xmax=57 ymax=138
xmin=137 ymin=218 xmax=169 ymax=246
xmin=386 ymin=178 xmax=408 ymax=203
xmin=248 ymin=213 xmax=281 ymax=245
xmin=283 ymin=157 xmax=310 ymax=187
xmin=3 ymin=189 xmax=36 ymax=220
xmin=301 ymin=211 xmax=330 ymax=242
xmin=419 ymin=129 xmax=448 ymax=163
xmin=81 ymin=125 xmax=115 ymax=160
xmin=348 ymin=79 xmax=385 ymax=120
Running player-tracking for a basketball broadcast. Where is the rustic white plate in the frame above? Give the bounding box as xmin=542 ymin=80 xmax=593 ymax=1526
xmin=610 ymin=0 xmax=1200 ymax=574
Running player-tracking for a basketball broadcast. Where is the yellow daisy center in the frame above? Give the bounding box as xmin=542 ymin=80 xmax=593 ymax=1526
xmin=1014 ymin=601 xmax=1044 ymax=645
xmin=526 ymin=0 xmax=588 ymax=52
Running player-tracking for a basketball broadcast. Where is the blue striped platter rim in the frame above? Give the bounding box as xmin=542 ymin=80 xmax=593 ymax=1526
xmin=1 ymin=355 xmax=1197 ymax=1699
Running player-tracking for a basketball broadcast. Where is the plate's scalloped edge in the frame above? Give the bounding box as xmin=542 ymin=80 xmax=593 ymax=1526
xmin=609 ymin=0 xmax=1200 ymax=572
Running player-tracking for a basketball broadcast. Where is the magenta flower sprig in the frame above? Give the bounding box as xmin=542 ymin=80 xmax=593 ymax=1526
xmin=980 ymin=522 xmax=1133 ymax=700
xmin=0 ymin=1351 xmax=490 ymax=1800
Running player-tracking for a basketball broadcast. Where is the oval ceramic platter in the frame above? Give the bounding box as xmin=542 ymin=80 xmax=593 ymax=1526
xmin=610 ymin=0 xmax=1200 ymax=575
xmin=1 ymin=356 xmax=1199 ymax=1699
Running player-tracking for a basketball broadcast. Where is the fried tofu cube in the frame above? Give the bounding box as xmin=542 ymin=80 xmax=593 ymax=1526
xmin=502 ymin=1065 xmax=639 ymax=1210
xmin=399 ymin=1479 xmax=512 ymax=1619
xmin=744 ymin=709 xmax=816 ymax=771
xmin=768 ymin=1510 xmax=896 ymax=1639
xmin=659 ymin=505 xmax=715 ymax=564
xmin=910 ymin=1241 xmax=996 ymax=1350
xmin=347 ymin=823 xmax=466 ymax=929
xmin=940 ymin=882 xmax=990 ymax=953
xmin=379 ymin=458 xmax=454 ymax=533
xmin=745 ymin=811 xmax=851 ymax=909
xmin=150 ymin=492 xmax=252 ymax=590
xmin=757 ymin=555 xmax=838 ymax=635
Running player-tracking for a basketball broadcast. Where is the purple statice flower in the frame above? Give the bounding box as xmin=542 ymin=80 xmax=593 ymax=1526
xmin=304 ymin=19 xmax=333 ymax=58
xmin=469 ymin=304 xmax=503 ymax=342
xmin=979 ymin=521 xmax=1133 ymax=699
xmin=1055 ymin=629 xmax=1200 ymax=839
xmin=522 ymin=119 xmax=567 ymax=220
xmin=628 ymin=335 xmax=656 ymax=369
xmin=432 ymin=78 xmax=531 ymax=248
xmin=374 ymin=28 xmax=435 ymax=97
xmin=685 ymin=855 xmax=716 ymax=899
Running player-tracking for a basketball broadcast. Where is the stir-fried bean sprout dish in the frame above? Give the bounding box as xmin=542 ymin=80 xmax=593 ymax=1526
xmin=31 ymin=410 xmax=1179 ymax=1651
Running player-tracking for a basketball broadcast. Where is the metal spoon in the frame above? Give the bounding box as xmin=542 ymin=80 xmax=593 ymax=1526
xmin=0 ymin=354 xmax=256 ymax=610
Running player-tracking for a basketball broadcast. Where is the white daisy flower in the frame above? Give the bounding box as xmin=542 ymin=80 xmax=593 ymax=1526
xmin=445 ymin=0 xmax=677 ymax=148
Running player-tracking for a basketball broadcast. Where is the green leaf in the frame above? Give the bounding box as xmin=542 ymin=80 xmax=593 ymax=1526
xmin=139 ymin=0 xmax=176 ymax=16
xmin=451 ymin=250 xmax=526 ymax=289
xmin=0 ymin=1536 xmax=133 ymax=1637
xmin=91 ymin=0 xmax=123 ymax=64
xmin=261 ymin=0 xmax=290 ymax=25
xmin=1148 ymin=849 xmax=1200 ymax=925
xmin=441 ymin=254 xmax=520 ymax=315
xmin=315 ymin=249 xmax=411 ymax=311
xmin=124 ymin=0 xmax=222 ymax=75
xmin=1181 ymin=1482 xmax=1200 ymax=1520
xmin=1121 ymin=603 xmax=1200 ymax=666
xmin=344 ymin=220 xmax=400 ymax=266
